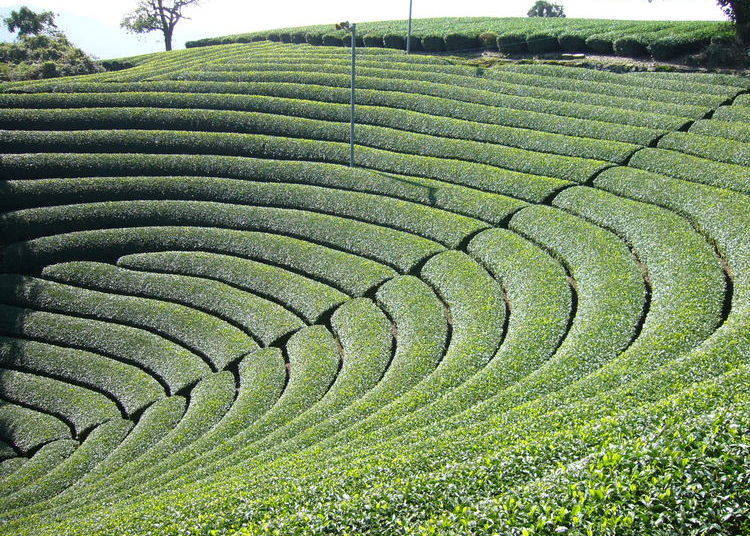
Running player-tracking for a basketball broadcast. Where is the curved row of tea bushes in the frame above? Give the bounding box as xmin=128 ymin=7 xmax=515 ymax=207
xmin=657 ymin=131 xmax=750 ymax=168
xmin=167 ymin=69 xmax=711 ymax=119
xmin=0 ymin=304 xmax=209 ymax=394
xmin=0 ymin=335 xmax=162 ymax=417
xmin=1 ymin=80 xmax=694 ymax=132
xmin=2 ymin=226 xmax=396 ymax=298
xmin=41 ymin=262 xmax=303 ymax=347
xmin=2 ymin=199 xmax=447 ymax=273
xmin=0 ymin=439 xmax=78 ymax=499
xmin=0 ymin=403 xmax=70 ymax=454
xmin=0 ymin=156 xmax=526 ymax=227
xmin=28 ymin=349 xmax=287 ymax=520
xmin=0 ymin=128 xmax=606 ymax=187
xmin=0 ymin=368 xmax=120 ymax=438
xmin=0 ymin=90 xmax=666 ymax=146
xmin=81 ymin=275 xmax=448 ymax=506
xmin=0 ymin=106 xmax=639 ymax=164
xmin=0 ymin=274 xmax=256 ymax=371
xmin=0 ymin=419 xmax=132 ymax=513
xmin=494 ymin=63 xmax=745 ymax=96
xmin=184 ymin=17 xmax=730 ymax=60
xmin=118 ymin=251 xmax=347 ymax=325
xmin=629 ymin=147 xmax=750 ymax=194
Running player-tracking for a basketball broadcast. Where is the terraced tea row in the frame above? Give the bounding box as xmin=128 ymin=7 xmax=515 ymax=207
xmin=0 ymin=41 xmax=747 ymax=536
xmin=186 ymin=17 xmax=733 ymax=60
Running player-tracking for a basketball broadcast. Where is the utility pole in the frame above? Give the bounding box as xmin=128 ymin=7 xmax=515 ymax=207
xmin=407 ymin=0 xmax=413 ymax=54
xmin=336 ymin=21 xmax=357 ymax=167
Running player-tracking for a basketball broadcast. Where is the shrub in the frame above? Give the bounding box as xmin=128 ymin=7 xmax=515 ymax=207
xmin=363 ymin=34 xmax=384 ymax=47
xmin=613 ymin=35 xmax=650 ymax=56
xmin=305 ymin=33 xmax=323 ymax=46
xmin=382 ymin=33 xmax=406 ymax=49
xmin=526 ymin=32 xmax=559 ymax=54
xmin=558 ymin=31 xmax=588 ymax=51
xmin=478 ymin=31 xmax=498 ymax=49
xmin=444 ymin=32 xmax=479 ymax=50
xmin=420 ymin=35 xmax=445 ymax=52
xmin=497 ymin=32 xmax=527 ymax=53
xmin=290 ymin=32 xmax=307 ymax=44
xmin=321 ymin=33 xmax=343 ymax=47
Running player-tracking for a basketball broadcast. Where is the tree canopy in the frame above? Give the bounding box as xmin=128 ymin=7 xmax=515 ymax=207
xmin=4 ymin=6 xmax=57 ymax=37
xmin=527 ymin=1 xmax=566 ymax=18
xmin=121 ymin=0 xmax=201 ymax=51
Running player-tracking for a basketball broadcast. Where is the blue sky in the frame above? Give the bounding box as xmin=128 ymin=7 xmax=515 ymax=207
xmin=0 ymin=0 xmax=727 ymax=59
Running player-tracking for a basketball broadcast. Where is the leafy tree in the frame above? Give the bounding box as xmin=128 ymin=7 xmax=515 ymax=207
xmin=716 ymin=0 xmax=750 ymax=44
xmin=4 ymin=6 xmax=57 ymax=37
xmin=527 ymin=0 xmax=566 ymax=18
xmin=649 ymin=0 xmax=749 ymax=45
xmin=121 ymin=0 xmax=201 ymax=51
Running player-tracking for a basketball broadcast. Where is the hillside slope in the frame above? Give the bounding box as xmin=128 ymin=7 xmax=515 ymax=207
xmin=0 ymin=41 xmax=749 ymax=536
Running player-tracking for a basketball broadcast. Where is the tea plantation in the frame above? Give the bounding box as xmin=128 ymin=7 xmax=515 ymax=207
xmin=0 ymin=40 xmax=748 ymax=536
xmin=187 ymin=17 xmax=735 ymax=60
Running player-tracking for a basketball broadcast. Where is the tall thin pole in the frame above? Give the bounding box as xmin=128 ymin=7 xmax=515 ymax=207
xmin=406 ymin=0 xmax=413 ymax=54
xmin=350 ymin=23 xmax=356 ymax=168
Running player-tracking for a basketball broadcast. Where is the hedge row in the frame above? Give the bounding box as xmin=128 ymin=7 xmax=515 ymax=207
xmin=43 ymin=373 xmax=236 ymax=513
xmin=0 ymin=334 xmax=162 ymax=417
xmin=302 ymin=249 xmax=505 ymax=451
xmin=0 ymin=402 xmax=70 ymax=454
xmin=346 ymin=227 xmax=571 ymax=447
xmin=116 ymin=275 xmax=447 ymax=500
xmin=184 ymin=17 xmax=730 ymax=60
xmin=0 ymin=105 xmax=640 ymax=164
xmin=689 ymin=118 xmax=750 ymax=144
xmin=712 ymin=103 xmax=750 ymax=123
xmin=33 ymin=397 xmax=186 ymax=516
xmin=0 ymin=439 xmax=77 ymax=499
xmin=0 ymin=274 xmax=256 ymax=371
xmin=0 ymin=418 xmax=131 ymax=514
xmin=1 ymin=80 xmax=693 ymax=132
xmin=119 ymin=251 xmax=346 ymax=325
xmin=0 ymin=304 xmax=208 ymax=394
xmin=3 ymin=175 xmax=498 ymax=251
xmin=494 ymin=63 xmax=744 ymax=97
xmin=3 ymin=199 xmax=446 ymax=274
xmin=2 ymin=226 xmax=395 ymax=299
xmin=0 ymin=89 xmax=666 ymax=146
xmin=42 ymin=261 xmax=303 ymax=348
xmin=103 ymin=300 xmax=391 ymax=504
xmin=630 ymin=147 xmax=750 ymax=194
xmin=40 ymin=349 xmax=287 ymax=517
xmin=0 ymin=129 xmax=586 ymax=196
xmin=0 ymin=368 xmax=119 ymax=438
xmin=164 ymin=68 xmax=710 ymax=119
xmin=195 ymin=56 xmax=728 ymax=105
xmin=658 ymin=131 xmax=750 ymax=168
xmin=0 ymin=152 xmax=525 ymax=227
xmin=0 ymin=104 xmax=618 ymax=178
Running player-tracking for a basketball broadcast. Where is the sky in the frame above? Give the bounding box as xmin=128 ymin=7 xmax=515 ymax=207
xmin=0 ymin=0 xmax=727 ymax=59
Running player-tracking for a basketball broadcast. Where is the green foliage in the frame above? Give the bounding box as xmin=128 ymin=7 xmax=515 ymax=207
xmin=4 ymin=6 xmax=56 ymax=37
xmin=0 ymin=34 xmax=101 ymax=81
xmin=527 ymin=0 xmax=566 ymax=18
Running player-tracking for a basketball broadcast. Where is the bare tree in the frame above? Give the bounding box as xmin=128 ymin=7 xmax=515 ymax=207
xmin=121 ymin=0 xmax=201 ymax=51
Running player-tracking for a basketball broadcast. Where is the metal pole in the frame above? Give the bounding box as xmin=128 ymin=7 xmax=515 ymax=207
xmin=406 ymin=0 xmax=413 ymax=54
xmin=350 ymin=23 xmax=356 ymax=168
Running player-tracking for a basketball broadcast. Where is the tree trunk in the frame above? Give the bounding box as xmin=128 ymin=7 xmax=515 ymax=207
xmin=731 ymin=0 xmax=750 ymax=45
xmin=164 ymin=28 xmax=173 ymax=51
